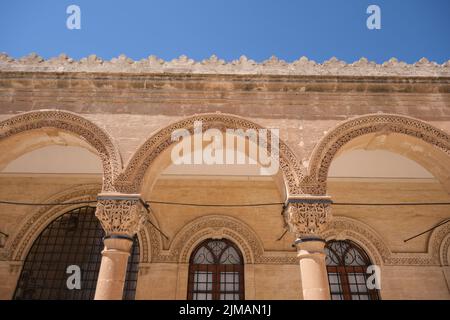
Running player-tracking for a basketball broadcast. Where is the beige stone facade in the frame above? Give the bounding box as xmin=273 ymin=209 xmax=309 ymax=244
xmin=0 ymin=54 xmax=449 ymax=300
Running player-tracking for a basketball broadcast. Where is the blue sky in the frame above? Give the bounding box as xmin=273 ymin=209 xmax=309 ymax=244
xmin=0 ymin=0 xmax=449 ymax=63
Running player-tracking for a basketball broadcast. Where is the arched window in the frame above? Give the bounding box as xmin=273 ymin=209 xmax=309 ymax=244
xmin=188 ymin=239 xmax=244 ymax=300
xmin=13 ymin=206 xmax=140 ymax=300
xmin=325 ymin=240 xmax=380 ymax=300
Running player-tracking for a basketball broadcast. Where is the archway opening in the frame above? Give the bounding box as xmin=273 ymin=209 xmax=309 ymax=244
xmin=0 ymin=130 xmax=105 ymax=260
xmin=327 ymin=132 xmax=450 ymax=254
xmin=140 ymin=130 xmax=295 ymax=252
xmin=13 ymin=206 xmax=139 ymax=300
xmin=0 ymin=116 xmax=121 ymax=299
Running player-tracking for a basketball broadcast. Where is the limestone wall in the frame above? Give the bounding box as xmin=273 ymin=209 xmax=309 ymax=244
xmin=0 ymin=174 xmax=448 ymax=299
xmin=0 ymin=69 xmax=449 ymax=300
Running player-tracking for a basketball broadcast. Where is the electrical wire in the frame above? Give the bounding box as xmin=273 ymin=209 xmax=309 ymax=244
xmin=147 ymin=200 xmax=450 ymax=207
xmin=1 ymin=198 xmax=448 ymax=244
xmin=334 ymin=202 xmax=450 ymax=206
xmin=0 ymin=200 xmax=97 ymax=206
xmin=146 ymin=200 xmax=285 ymax=207
xmin=403 ymin=218 xmax=450 ymax=243
xmin=1 ymin=199 xmax=450 ymax=207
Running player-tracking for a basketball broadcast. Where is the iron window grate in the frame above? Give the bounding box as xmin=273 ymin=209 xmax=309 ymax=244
xmin=13 ymin=206 xmax=140 ymax=300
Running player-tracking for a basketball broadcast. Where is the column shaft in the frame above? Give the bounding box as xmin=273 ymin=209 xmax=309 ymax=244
xmin=94 ymin=237 xmax=133 ymax=300
xmin=296 ymin=239 xmax=331 ymax=300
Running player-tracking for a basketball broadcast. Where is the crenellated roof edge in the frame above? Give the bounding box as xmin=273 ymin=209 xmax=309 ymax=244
xmin=1 ymin=53 xmax=449 ymax=77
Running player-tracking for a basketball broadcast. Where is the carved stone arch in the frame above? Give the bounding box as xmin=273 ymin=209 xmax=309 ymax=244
xmin=6 ymin=184 xmax=152 ymax=263
xmin=304 ymin=113 xmax=450 ymax=195
xmin=115 ymin=113 xmax=305 ymax=196
xmin=428 ymin=221 xmax=450 ymax=266
xmin=136 ymin=228 xmax=150 ymax=263
xmin=165 ymin=215 xmax=265 ymax=264
xmin=135 ymin=207 xmax=163 ymax=263
xmin=439 ymin=234 xmax=450 ymax=266
xmin=324 ymin=216 xmax=450 ymax=266
xmin=322 ymin=216 xmax=386 ymax=266
xmin=7 ymin=184 xmax=101 ymax=261
xmin=0 ymin=110 xmax=123 ymax=191
xmin=179 ymin=228 xmax=254 ymax=264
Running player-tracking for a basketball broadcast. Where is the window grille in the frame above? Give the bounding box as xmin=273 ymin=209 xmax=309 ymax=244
xmin=187 ymin=239 xmax=244 ymax=300
xmin=325 ymin=240 xmax=380 ymax=300
xmin=13 ymin=206 xmax=139 ymax=300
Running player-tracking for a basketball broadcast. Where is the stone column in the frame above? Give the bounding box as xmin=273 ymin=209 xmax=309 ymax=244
xmin=286 ymin=196 xmax=332 ymax=300
xmin=94 ymin=193 xmax=146 ymax=300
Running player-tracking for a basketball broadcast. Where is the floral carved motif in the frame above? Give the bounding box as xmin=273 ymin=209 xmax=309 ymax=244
xmin=286 ymin=200 xmax=332 ymax=238
xmin=95 ymin=196 xmax=146 ymax=237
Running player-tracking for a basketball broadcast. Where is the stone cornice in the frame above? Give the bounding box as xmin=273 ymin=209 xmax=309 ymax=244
xmin=0 ymin=53 xmax=449 ymax=77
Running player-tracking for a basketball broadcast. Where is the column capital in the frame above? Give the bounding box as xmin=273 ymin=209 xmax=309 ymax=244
xmin=285 ymin=195 xmax=332 ymax=239
xmin=95 ymin=193 xmax=147 ymax=238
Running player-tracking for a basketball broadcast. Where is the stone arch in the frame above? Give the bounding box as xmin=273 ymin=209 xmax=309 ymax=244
xmin=322 ymin=216 xmax=386 ymax=266
xmin=7 ymin=185 xmax=101 ymax=261
xmin=135 ymin=208 xmax=162 ymax=263
xmin=304 ymin=114 xmax=450 ymax=195
xmin=115 ymin=113 xmax=305 ymax=197
xmin=439 ymin=234 xmax=450 ymax=266
xmin=429 ymin=220 xmax=450 ymax=267
xmin=164 ymin=215 xmax=265 ymax=264
xmin=323 ymin=216 xmax=449 ymax=266
xmin=6 ymin=184 xmax=152 ymax=263
xmin=0 ymin=110 xmax=122 ymax=191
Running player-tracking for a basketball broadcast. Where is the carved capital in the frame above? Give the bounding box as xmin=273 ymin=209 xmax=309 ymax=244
xmin=95 ymin=193 xmax=146 ymax=237
xmin=0 ymin=231 xmax=8 ymax=248
xmin=286 ymin=196 xmax=332 ymax=238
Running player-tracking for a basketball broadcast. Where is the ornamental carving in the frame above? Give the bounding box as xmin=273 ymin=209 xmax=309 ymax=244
xmin=1 ymin=53 xmax=448 ymax=77
xmin=164 ymin=215 xmax=264 ymax=264
xmin=7 ymin=185 xmax=101 ymax=261
xmin=141 ymin=215 xmax=299 ymax=265
xmin=0 ymin=110 xmax=122 ymax=192
xmin=440 ymin=234 xmax=450 ymax=266
xmin=304 ymin=114 xmax=450 ymax=195
xmin=95 ymin=197 xmax=146 ymax=237
xmin=323 ymin=216 xmax=450 ymax=266
xmin=3 ymin=185 xmax=152 ymax=262
xmin=286 ymin=201 xmax=332 ymax=237
xmin=115 ymin=113 xmax=306 ymax=196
